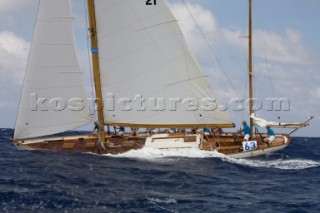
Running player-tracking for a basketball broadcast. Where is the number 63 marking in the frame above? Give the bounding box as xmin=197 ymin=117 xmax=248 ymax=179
xmin=245 ymin=142 xmax=256 ymax=150
xmin=146 ymin=0 xmax=157 ymax=5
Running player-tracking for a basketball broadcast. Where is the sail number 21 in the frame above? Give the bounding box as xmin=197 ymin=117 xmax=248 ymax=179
xmin=146 ymin=0 xmax=157 ymax=5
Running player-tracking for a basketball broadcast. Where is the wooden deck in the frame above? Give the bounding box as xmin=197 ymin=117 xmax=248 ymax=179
xmin=13 ymin=132 xmax=291 ymax=157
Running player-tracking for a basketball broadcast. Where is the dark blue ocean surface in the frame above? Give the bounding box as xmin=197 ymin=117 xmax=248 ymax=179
xmin=1 ymin=129 xmax=319 ymax=213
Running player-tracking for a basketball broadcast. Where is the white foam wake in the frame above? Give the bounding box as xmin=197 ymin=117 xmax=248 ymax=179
xmin=104 ymin=147 xmax=224 ymax=160
xmin=224 ymin=157 xmax=320 ymax=170
xmin=104 ymin=147 xmax=319 ymax=170
xmin=147 ymin=197 xmax=177 ymax=205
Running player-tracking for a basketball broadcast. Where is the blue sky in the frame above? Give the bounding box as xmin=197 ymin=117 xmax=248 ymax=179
xmin=0 ymin=0 xmax=319 ymax=136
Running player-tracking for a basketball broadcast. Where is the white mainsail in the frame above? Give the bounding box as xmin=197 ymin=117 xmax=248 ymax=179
xmin=94 ymin=0 xmax=232 ymax=127
xmin=14 ymin=0 xmax=92 ymax=139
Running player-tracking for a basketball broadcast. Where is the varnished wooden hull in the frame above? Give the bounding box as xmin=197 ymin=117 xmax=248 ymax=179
xmin=12 ymin=132 xmax=291 ymax=158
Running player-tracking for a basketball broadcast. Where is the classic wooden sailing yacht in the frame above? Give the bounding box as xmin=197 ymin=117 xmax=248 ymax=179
xmin=13 ymin=0 xmax=312 ymax=158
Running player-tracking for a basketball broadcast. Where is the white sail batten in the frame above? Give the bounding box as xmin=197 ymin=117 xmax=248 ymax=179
xmin=14 ymin=0 xmax=92 ymax=139
xmin=94 ymin=0 xmax=231 ymax=127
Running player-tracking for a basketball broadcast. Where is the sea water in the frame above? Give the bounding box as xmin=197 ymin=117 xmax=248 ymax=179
xmin=1 ymin=129 xmax=319 ymax=212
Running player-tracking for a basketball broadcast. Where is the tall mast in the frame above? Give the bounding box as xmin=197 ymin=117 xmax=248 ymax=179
xmin=87 ymin=0 xmax=106 ymax=143
xmin=248 ymin=0 xmax=254 ymax=137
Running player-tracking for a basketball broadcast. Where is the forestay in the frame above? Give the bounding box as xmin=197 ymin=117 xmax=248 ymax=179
xmin=14 ymin=0 xmax=92 ymax=139
xmin=94 ymin=0 xmax=232 ymax=128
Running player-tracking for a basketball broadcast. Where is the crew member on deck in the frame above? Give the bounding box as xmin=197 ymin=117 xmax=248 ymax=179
xmin=106 ymin=124 xmax=111 ymax=135
xmin=203 ymin=128 xmax=211 ymax=135
xmin=239 ymin=121 xmax=251 ymax=141
xmin=170 ymin=128 xmax=178 ymax=133
xmin=117 ymin=126 xmax=125 ymax=136
xmin=266 ymin=126 xmax=275 ymax=146
xmin=93 ymin=122 xmax=99 ymax=133
xmin=152 ymin=128 xmax=160 ymax=134
xmin=131 ymin=128 xmax=139 ymax=136
xmin=212 ymin=128 xmax=222 ymax=137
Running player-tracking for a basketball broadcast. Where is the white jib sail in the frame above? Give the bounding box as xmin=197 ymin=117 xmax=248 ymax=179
xmin=94 ymin=0 xmax=231 ymax=127
xmin=14 ymin=0 xmax=92 ymax=139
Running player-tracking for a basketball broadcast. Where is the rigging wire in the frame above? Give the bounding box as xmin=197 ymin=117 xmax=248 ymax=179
xmin=251 ymin=1 xmax=256 ymax=117
xmin=253 ymin=4 xmax=269 ymax=101
xmin=180 ymin=0 xmax=238 ymax=126
xmin=182 ymin=0 xmax=241 ymax=99
xmin=237 ymin=0 xmax=251 ymax=121
xmin=253 ymin=4 xmax=280 ymax=119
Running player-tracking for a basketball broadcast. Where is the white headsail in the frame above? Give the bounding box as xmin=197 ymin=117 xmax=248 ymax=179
xmin=14 ymin=0 xmax=92 ymax=139
xmin=94 ymin=0 xmax=232 ymax=127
